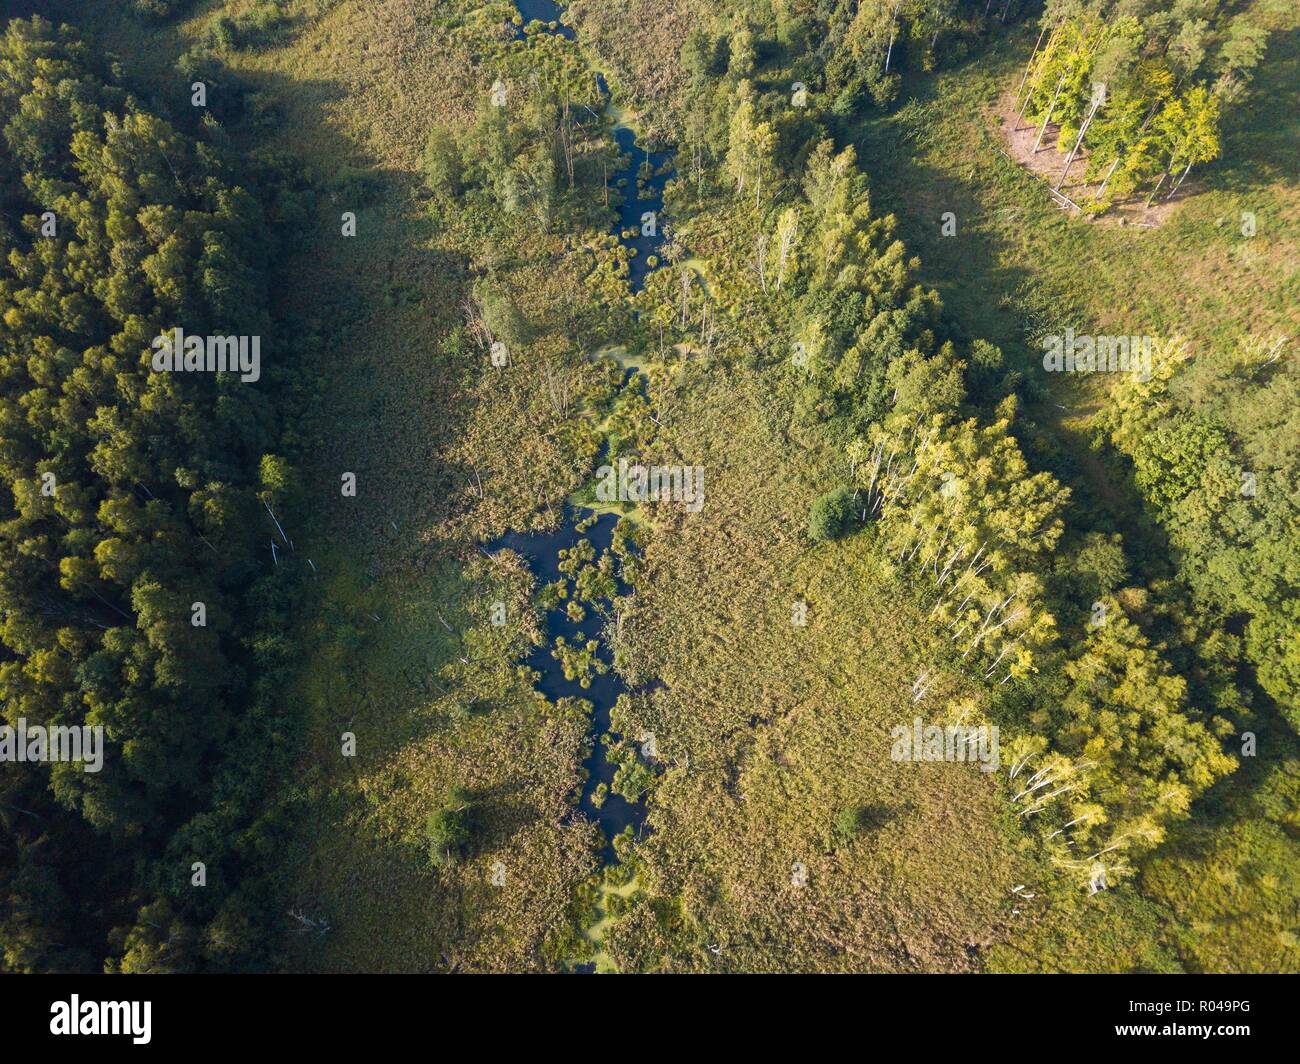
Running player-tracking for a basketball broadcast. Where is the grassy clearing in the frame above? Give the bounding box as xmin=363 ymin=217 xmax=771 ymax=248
xmin=596 ymin=362 xmax=1031 ymax=971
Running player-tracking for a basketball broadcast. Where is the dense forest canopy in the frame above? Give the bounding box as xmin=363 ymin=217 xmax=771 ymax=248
xmin=0 ymin=15 xmax=308 ymax=972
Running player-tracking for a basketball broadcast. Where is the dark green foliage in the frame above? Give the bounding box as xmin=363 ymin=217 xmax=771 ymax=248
xmin=422 ymin=128 xmax=463 ymax=198
xmin=474 ymin=280 xmax=534 ymax=349
xmin=0 ymin=16 xmax=307 ymax=973
xmin=130 ymin=0 xmax=196 ymax=20
xmin=680 ymin=27 xmax=730 ymax=82
xmin=1101 ymin=355 xmax=1300 ymax=726
xmin=833 ymin=805 xmax=864 ymax=841
xmin=834 ymin=803 xmax=895 ymax=842
xmin=808 ymin=486 xmax=857 ymax=542
xmin=427 ymin=787 xmax=474 ymax=867
xmin=205 ymin=2 xmax=294 ymax=52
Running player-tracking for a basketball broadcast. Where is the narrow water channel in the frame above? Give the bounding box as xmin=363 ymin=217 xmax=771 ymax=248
xmin=493 ymin=1 xmax=678 ymax=910
xmin=514 ymin=0 xmax=674 ymax=293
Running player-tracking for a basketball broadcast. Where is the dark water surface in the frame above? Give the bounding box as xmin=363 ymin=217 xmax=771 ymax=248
xmin=515 ymin=0 xmax=575 ymax=40
xmin=498 ymin=2 xmax=677 ymax=871
xmin=489 ymin=511 xmax=645 ymax=866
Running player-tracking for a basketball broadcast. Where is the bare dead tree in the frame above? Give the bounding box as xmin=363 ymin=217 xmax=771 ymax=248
xmin=1014 ymin=25 xmax=1051 ymax=123
xmin=1056 ymin=89 xmax=1104 ymax=191
xmin=542 ymin=359 xmax=571 ymax=417
xmin=775 ymin=210 xmax=799 ymax=291
xmin=1032 ymin=74 xmax=1067 ymax=154
xmin=462 ymin=295 xmax=492 ymax=351
xmin=884 ymin=2 xmax=903 ymax=74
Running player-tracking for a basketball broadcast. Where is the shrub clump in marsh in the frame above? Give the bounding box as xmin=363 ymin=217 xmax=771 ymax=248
xmin=808 ymin=487 xmax=858 ymax=542
xmin=427 ymin=786 xmax=474 ymax=868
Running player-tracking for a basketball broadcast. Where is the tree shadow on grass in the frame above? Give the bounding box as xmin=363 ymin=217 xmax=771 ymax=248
xmin=1210 ymin=25 xmax=1300 ymax=194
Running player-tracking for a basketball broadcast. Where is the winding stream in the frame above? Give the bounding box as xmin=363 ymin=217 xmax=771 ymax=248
xmin=493 ymin=1 xmax=679 ymax=965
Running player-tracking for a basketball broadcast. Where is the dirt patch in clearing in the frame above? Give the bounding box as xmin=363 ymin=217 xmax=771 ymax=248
xmin=996 ymin=93 xmax=1192 ymax=229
